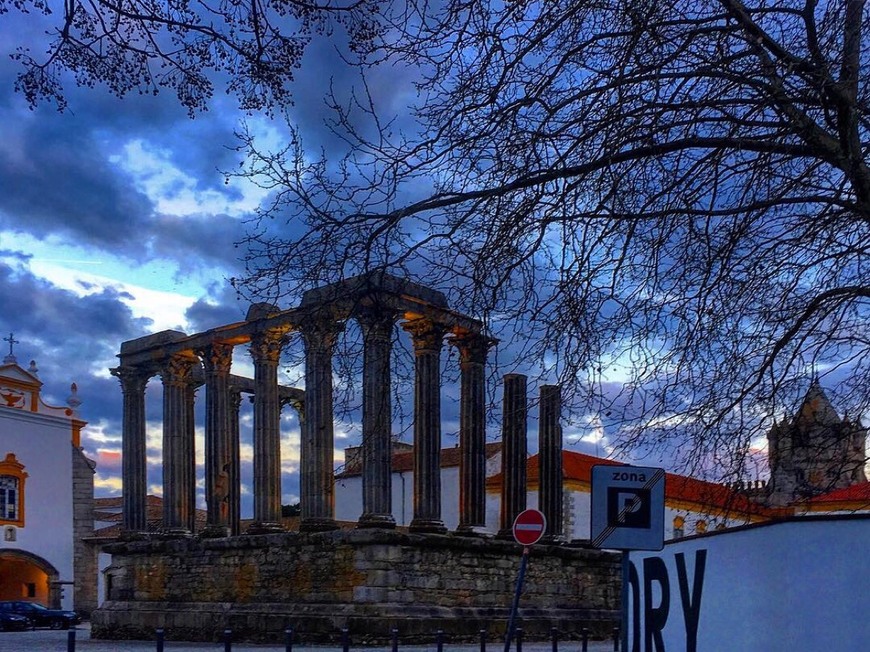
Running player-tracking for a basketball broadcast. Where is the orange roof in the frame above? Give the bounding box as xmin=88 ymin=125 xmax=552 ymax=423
xmin=488 ymin=450 xmax=783 ymax=518
xmin=337 ymin=442 xmax=502 ymax=478
xmin=805 ymin=482 xmax=870 ymax=504
xmin=94 ymin=495 xmax=163 ymax=509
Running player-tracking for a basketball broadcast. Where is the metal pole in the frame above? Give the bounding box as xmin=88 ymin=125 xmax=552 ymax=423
xmin=550 ymin=626 xmax=558 ymax=652
xmin=67 ymin=629 xmax=76 ymax=652
xmin=480 ymin=629 xmax=487 ymax=652
xmin=503 ymin=546 xmax=530 ymax=652
xmin=285 ymin=627 xmax=294 ymax=652
xmin=436 ymin=629 xmax=445 ymax=652
xmin=223 ymin=628 xmax=232 ymax=652
xmin=581 ymin=628 xmax=589 ymax=652
xmin=342 ymin=627 xmax=350 ymax=652
xmin=156 ymin=628 xmax=164 ymax=652
xmin=391 ymin=627 xmax=399 ymax=652
xmin=612 ymin=627 xmax=619 ymax=652
xmin=516 ymin=627 xmax=523 ymax=652
xmin=621 ymin=550 xmax=630 ymax=652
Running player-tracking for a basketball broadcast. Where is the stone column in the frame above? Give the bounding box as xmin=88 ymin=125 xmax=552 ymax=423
xmin=159 ymin=354 xmax=197 ymax=536
xmin=200 ymin=343 xmax=234 ymax=537
xmin=249 ymin=329 xmax=286 ymax=533
xmin=111 ymin=366 xmax=150 ymax=535
xmin=499 ymin=374 xmax=528 ymax=536
xmin=452 ymin=333 xmax=493 ymax=534
xmin=403 ymin=318 xmax=447 ymax=534
xmin=539 ymin=384 xmax=563 ymax=539
xmin=184 ymin=379 xmax=199 ymax=533
xmin=228 ymin=389 xmax=243 ymax=536
xmin=358 ymin=307 xmax=396 ymax=529
xmin=300 ymin=317 xmax=343 ymax=532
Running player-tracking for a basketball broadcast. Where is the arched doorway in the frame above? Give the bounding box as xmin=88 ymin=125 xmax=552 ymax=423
xmin=0 ymin=549 xmax=60 ymax=607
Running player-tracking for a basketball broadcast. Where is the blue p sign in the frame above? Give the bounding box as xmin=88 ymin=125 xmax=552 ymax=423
xmin=607 ymin=487 xmax=651 ymax=528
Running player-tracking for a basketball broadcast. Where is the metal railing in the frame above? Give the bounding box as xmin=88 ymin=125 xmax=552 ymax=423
xmin=66 ymin=626 xmax=621 ymax=651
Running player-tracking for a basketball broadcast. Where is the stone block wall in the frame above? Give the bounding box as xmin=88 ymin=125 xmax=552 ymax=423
xmin=92 ymin=529 xmax=619 ymax=643
xmin=72 ymin=446 xmax=97 ymax=615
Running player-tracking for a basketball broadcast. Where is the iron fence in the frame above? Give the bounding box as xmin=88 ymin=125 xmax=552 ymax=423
xmin=65 ymin=627 xmax=621 ymax=652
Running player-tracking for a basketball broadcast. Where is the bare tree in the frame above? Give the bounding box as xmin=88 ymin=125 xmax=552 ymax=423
xmin=3 ymin=0 xmax=385 ymax=113
xmin=7 ymin=0 xmax=869 ymax=479
xmin=234 ymin=0 xmax=870 ymax=477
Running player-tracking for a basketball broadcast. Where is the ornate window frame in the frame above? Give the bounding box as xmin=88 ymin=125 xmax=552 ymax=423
xmin=0 ymin=453 xmax=27 ymax=528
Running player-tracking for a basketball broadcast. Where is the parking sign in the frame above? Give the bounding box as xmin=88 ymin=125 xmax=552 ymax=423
xmin=590 ymin=465 xmax=665 ymax=550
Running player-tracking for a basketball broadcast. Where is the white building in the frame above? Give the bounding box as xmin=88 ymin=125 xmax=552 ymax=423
xmin=486 ymin=451 xmax=781 ymax=540
xmin=335 ymin=442 xmax=503 ymax=528
xmin=0 ymin=343 xmax=96 ymax=613
xmin=335 ymin=443 xmax=778 ymax=537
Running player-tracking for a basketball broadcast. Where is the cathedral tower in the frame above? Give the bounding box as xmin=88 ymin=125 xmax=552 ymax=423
xmin=767 ymin=381 xmax=867 ymax=506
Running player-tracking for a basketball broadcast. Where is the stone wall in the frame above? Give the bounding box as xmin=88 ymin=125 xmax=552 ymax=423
xmin=92 ymin=529 xmax=619 ymax=643
xmin=72 ymin=446 xmax=97 ymax=615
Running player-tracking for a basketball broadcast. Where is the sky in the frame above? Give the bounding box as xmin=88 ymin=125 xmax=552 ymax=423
xmin=0 ymin=13 xmax=619 ymax=516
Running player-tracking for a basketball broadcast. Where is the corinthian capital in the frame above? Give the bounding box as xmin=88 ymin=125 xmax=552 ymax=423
xmin=300 ymin=315 xmax=344 ymax=352
xmin=111 ymin=365 xmax=151 ymax=394
xmin=450 ymin=332 xmax=497 ymax=366
xmin=199 ymin=342 xmax=234 ymax=376
xmin=402 ymin=318 xmax=446 ymax=354
xmin=356 ymin=306 xmax=397 ymax=343
xmin=158 ymin=354 xmax=196 ymax=387
xmin=249 ymin=329 xmax=287 ymax=363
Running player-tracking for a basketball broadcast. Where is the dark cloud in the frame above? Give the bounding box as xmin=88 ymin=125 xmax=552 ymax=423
xmin=0 ymin=116 xmax=155 ymax=248
xmin=184 ymin=285 xmax=250 ymax=333
xmin=149 ymin=212 xmax=248 ymax=273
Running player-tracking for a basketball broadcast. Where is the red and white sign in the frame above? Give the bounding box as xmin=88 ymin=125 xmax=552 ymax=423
xmin=512 ymin=509 xmax=547 ymax=546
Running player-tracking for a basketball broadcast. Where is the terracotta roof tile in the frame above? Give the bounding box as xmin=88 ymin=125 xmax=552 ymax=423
xmin=337 ymin=442 xmax=502 ymax=478
xmin=487 ymin=450 xmax=782 ymax=518
xmin=805 ymin=482 xmax=870 ymax=504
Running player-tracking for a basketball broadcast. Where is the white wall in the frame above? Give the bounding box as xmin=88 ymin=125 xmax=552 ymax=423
xmin=337 ymin=465 xmax=484 ymax=530
xmin=0 ymin=408 xmax=75 ymax=609
xmin=628 ymin=516 xmax=870 ymax=652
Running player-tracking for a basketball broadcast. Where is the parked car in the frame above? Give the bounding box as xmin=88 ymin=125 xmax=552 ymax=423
xmin=0 ymin=611 xmax=30 ymax=631
xmin=0 ymin=601 xmax=79 ymax=629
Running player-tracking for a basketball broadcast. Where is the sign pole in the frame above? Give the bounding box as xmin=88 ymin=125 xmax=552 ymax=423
xmin=621 ymin=550 xmax=629 ymax=652
xmin=503 ymin=546 xmax=529 ymax=652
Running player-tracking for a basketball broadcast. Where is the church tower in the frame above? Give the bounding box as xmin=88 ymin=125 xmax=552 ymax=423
xmin=767 ymin=381 xmax=867 ymax=506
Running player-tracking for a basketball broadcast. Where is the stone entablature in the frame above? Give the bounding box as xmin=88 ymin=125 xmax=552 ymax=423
xmin=93 ymin=529 xmax=619 ymax=643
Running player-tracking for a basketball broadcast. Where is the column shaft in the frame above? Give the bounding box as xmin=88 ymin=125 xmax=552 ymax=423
xmin=300 ymin=318 xmax=342 ymax=532
xmin=539 ymin=384 xmax=563 ymax=539
xmin=358 ymin=309 xmax=396 ymax=528
xmin=159 ymin=354 xmax=196 ymax=536
xmin=404 ymin=319 xmax=447 ymax=534
xmin=228 ymin=390 xmax=243 ymax=536
xmin=454 ymin=334 xmax=492 ymax=534
xmin=185 ymin=381 xmax=198 ymax=533
xmin=249 ymin=330 xmax=286 ymax=532
xmin=112 ymin=367 xmax=149 ymax=534
xmin=201 ymin=343 xmax=234 ymax=537
xmin=499 ymin=374 xmax=528 ymax=536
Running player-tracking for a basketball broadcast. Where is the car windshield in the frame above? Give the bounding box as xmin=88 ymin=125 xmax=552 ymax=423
xmin=18 ymin=603 xmax=47 ymax=611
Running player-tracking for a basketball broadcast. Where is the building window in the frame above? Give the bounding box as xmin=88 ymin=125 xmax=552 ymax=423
xmin=0 ymin=476 xmax=19 ymax=521
xmin=695 ymin=519 xmax=708 ymax=534
xmin=672 ymin=516 xmax=685 ymax=539
xmin=0 ymin=453 xmax=27 ymax=527
xmin=24 ymin=583 xmax=36 ymax=598
xmin=3 ymin=526 xmax=15 ymax=541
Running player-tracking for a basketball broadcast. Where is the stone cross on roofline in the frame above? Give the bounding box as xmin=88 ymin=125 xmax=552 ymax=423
xmin=3 ymin=332 xmax=19 ymax=363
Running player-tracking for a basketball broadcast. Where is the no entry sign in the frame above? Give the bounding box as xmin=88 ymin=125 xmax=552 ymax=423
xmin=512 ymin=508 xmax=547 ymax=546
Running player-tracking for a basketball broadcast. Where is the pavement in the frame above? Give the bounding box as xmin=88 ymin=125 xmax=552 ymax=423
xmin=0 ymin=623 xmax=618 ymax=652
